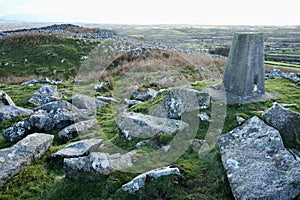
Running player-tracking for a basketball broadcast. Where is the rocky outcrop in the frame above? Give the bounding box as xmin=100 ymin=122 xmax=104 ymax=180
xmin=262 ymin=102 xmax=300 ymax=147
xmin=0 ymin=24 xmax=117 ymax=40
xmin=117 ymin=112 xmax=189 ymax=140
xmin=2 ymin=101 xmax=90 ymax=143
xmin=28 ymin=85 xmax=63 ymax=106
xmin=58 ymin=118 xmax=99 ymax=143
xmin=69 ymin=94 xmax=106 ymax=111
xmin=217 ymin=116 xmax=300 ymax=200
xmin=265 ymin=68 xmax=300 ymax=83
xmin=155 ymin=87 xmax=210 ymax=119
xmin=0 ymin=105 xmax=33 ymax=121
xmin=64 ymin=151 xmax=135 ymax=181
xmin=0 ymin=133 xmax=53 ymax=187
xmin=51 ymin=139 xmax=102 ymax=163
xmin=21 ymin=77 xmax=50 ymax=86
xmin=131 ymin=88 xmax=158 ymax=101
xmin=121 ymin=166 xmax=180 ymax=193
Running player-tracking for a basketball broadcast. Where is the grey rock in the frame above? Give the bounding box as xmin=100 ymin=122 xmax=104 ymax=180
xmin=2 ymin=117 xmax=32 ymax=142
xmin=117 ymin=112 xmax=189 ymax=140
xmin=21 ymin=77 xmax=50 ymax=86
xmin=0 ymin=133 xmax=53 ymax=187
xmin=33 ymin=100 xmax=76 ymax=112
xmin=123 ymin=98 xmax=142 ymax=108
xmin=198 ymin=112 xmax=210 ymax=122
xmin=155 ymin=87 xmax=210 ymax=119
xmin=134 ymin=140 xmax=151 ymax=148
xmin=0 ymin=90 xmax=15 ymax=107
xmin=51 ymin=139 xmax=102 ymax=163
xmin=69 ymin=94 xmax=106 ymax=111
xmin=236 ymin=116 xmax=245 ymax=125
xmin=131 ymin=88 xmax=158 ymax=101
xmin=58 ymin=118 xmax=99 ymax=143
xmin=266 ymin=69 xmax=300 ymax=83
xmin=262 ymin=102 xmax=300 ymax=147
xmin=64 ymin=151 xmax=135 ymax=181
xmin=0 ymin=105 xmax=33 ymax=120
xmin=96 ymin=96 xmax=120 ymax=104
xmin=217 ymin=116 xmax=300 ymax=200
xmin=121 ymin=166 xmax=180 ymax=193
xmin=223 ymin=33 xmax=265 ymax=100
xmin=28 ymin=85 xmax=63 ymax=106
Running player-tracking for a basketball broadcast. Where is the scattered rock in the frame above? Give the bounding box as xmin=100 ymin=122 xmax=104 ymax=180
xmin=58 ymin=118 xmax=99 ymax=143
xmin=121 ymin=166 xmax=180 ymax=193
xmin=266 ymin=68 xmax=300 ymax=83
xmin=117 ymin=112 xmax=189 ymax=140
xmin=0 ymin=133 xmax=54 ymax=187
xmin=28 ymin=85 xmax=63 ymax=106
xmin=236 ymin=116 xmax=245 ymax=125
xmin=21 ymin=77 xmax=50 ymax=86
xmin=0 ymin=105 xmax=33 ymax=120
xmin=34 ymin=100 xmax=75 ymax=112
xmin=155 ymin=87 xmax=210 ymax=119
xmin=51 ymin=139 xmax=102 ymax=163
xmin=217 ymin=116 xmax=300 ymax=200
xmin=69 ymin=94 xmax=106 ymax=111
xmin=134 ymin=140 xmax=151 ymax=148
xmin=64 ymin=151 xmax=135 ymax=181
xmin=131 ymin=88 xmax=158 ymax=101
xmin=123 ymin=98 xmax=142 ymax=108
xmin=262 ymin=102 xmax=300 ymax=147
xmin=96 ymin=96 xmax=120 ymax=104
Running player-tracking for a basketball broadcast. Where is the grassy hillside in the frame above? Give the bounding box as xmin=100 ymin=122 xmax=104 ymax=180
xmin=0 ymin=34 xmax=100 ymax=82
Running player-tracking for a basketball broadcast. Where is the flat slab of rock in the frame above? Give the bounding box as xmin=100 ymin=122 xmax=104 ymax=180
xmin=217 ymin=116 xmax=300 ymax=200
xmin=0 ymin=105 xmax=33 ymax=120
xmin=117 ymin=112 xmax=189 ymax=139
xmin=69 ymin=94 xmax=106 ymax=111
xmin=155 ymin=87 xmax=210 ymax=119
xmin=51 ymin=139 xmax=102 ymax=163
xmin=0 ymin=133 xmax=53 ymax=187
xmin=122 ymin=166 xmax=180 ymax=193
xmin=64 ymin=151 xmax=135 ymax=181
xmin=58 ymin=118 xmax=99 ymax=143
xmin=28 ymin=85 xmax=63 ymax=106
xmin=262 ymin=102 xmax=300 ymax=147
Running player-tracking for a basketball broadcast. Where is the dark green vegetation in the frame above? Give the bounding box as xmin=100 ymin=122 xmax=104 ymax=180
xmin=0 ymin=34 xmax=100 ymax=82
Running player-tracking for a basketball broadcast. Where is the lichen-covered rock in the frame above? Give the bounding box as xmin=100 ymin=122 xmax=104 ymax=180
xmin=262 ymin=102 xmax=300 ymax=147
xmin=69 ymin=94 xmax=106 ymax=111
xmin=121 ymin=166 xmax=180 ymax=193
xmin=51 ymin=139 xmax=102 ymax=163
xmin=155 ymin=87 xmax=210 ymax=119
xmin=0 ymin=133 xmax=53 ymax=187
xmin=28 ymin=85 xmax=63 ymax=106
xmin=58 ymin=118 xmax=99 ymax=143
xmin=64 ymin=151 xmax=135 ymax=181
xmin=0 ymin=105 xmax=33 ymax=121
xmin=131 ymin=88 xmax=158 ymax=101
xmin=217 ymin=116 xmax=300 ymax=200
xmin=117 ymin=112 xmax=189 ymax=140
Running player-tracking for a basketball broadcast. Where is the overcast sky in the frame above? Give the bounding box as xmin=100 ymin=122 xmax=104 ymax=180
xmin=0 ymin=0 xmax=299 ymax=25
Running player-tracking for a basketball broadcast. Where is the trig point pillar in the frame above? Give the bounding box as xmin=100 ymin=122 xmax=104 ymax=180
xmin=223 ymin=33 xmax=265 ymax=100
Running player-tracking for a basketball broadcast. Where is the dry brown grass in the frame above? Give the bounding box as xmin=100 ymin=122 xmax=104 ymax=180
xmin=0 ymin=75 xmax=39 ymax=84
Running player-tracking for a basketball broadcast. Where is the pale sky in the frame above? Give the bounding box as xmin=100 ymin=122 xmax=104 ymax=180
xmin=0 ymin=0 xmax=299 ymax=25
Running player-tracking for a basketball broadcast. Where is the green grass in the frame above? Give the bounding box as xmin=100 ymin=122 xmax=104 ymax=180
xmin=0 ymin=34 xmax=100 ymax=80
xmin=265 ymin=61 xmax=300 ymax=71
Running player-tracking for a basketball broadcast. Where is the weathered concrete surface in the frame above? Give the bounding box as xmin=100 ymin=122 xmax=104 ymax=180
xmin=223 ymin=33 xmax=265 ymax=100
xmin=121 ymin=166 xmax=180 ymax=193
xmin=117 ymin=112 xmax=189 ymax=139
xmin=262 ymin=102 xmax=300 ymax=147
xmin=0 ymin=133 xmax=54 ymax=187
xmin=217 ymin=116 xmax=300 ymax=200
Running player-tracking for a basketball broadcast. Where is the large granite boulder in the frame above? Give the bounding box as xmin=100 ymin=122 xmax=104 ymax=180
xmin=64 ymin=151 xmax=135 ymax=181
xmin=0 ymin=133 xmax=54 ymax=187
xmin=121 ymin=166 xmax=180 ymax=193
xmin=117 ymin=112 xmax=189 ymax=140
xmin=262 ymin=102 xmax=300 ymax=147
xmin=69 ymin=94 xmax=106 ymax=111
xmin=155 ymin=87 xmax=210 ymax=119
xmin=28 ymin=85 xmax=63 ymax=106
xmin=217 ymin=116 xmax=300 ymax=200
xmin=58 ymin=118 xmax=99 ymax=143
xmin=2 ymin=101 xmax=91 ymax=143
xmin=51 ymin=139 xmax=102 ymax=163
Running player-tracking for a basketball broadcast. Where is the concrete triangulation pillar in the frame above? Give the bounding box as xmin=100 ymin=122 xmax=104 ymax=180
xmin=223 ymin=33 xmax=265 ymax=100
